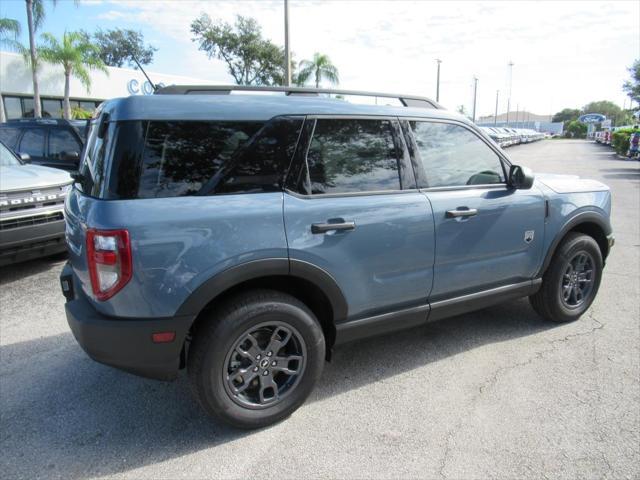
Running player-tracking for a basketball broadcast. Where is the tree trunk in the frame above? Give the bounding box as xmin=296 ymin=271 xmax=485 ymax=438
xmin=63 ymin=71 xmax=71 ymax=119
xmin=26 ymin=0 xmax=42 ymax=118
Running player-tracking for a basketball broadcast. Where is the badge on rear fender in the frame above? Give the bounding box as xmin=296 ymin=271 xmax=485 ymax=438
xmin=524 ymin=230 xmax=535 ymax=243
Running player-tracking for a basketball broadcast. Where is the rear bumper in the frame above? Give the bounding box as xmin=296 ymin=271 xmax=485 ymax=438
xmin=0 ymin=217 xmax=66 ymax=266
xmin=61 ymin=264 xmax=194 ymax=381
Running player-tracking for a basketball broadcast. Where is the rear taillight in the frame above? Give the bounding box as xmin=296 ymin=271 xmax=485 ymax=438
xmin=86 ymin=229 xmax=132 ymax=301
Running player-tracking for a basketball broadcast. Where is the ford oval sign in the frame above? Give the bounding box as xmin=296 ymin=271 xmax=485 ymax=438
xmin=579 ymin=113 xmax=606 ymax=124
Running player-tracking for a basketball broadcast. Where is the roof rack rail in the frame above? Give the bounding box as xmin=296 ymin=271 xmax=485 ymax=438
xmin=154 ymin=84 xmax=443 ymax=110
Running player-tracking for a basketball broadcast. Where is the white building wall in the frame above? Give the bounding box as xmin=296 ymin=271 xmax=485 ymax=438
xmin=0 ymin=50 xmax=220 ymax=101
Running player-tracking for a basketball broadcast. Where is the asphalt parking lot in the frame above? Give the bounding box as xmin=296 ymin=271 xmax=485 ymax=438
xmin=1 ymin=139 xmax=638 ymax=480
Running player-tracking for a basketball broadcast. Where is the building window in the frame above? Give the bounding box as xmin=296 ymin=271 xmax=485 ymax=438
xmin=42 ymin=99 xmax=63 ymax=118
xmin=3 ymin=97 xmax=22 ymax=120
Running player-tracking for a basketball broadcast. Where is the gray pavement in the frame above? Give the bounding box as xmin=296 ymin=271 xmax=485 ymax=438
xmin=1 ymin=139 xmax=638 ymax=479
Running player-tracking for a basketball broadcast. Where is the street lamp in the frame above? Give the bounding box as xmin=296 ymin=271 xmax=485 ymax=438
xmin=435 ymin=59 xmax=442 ymax=102
xmin=494 ymin=90 xmax=499 ymax=126
xmin=506 ymin=61 xmax=514 ymax=126
xmin=284 ymin=0 xmax=291 ymax=86
xmin=472 ymin=76 xmax=479 ymax=122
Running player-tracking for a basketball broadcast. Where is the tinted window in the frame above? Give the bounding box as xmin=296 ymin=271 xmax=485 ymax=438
xmin=49 ymin=129 xmax=81 ymax=160
xmin=138 ymin=121 xmax=263 ymax=198
xmin=0 ymin=128 xmax=21 ymax=148
xmin=78 ymin=119 xmax=113 ymax=197
xmin=18 ymin=129 xmax=46 ymax=157
xmin=409 ymin=122 xmax=505 ymax=187
xmin=305 ymin=119 xmax=401 ymax=194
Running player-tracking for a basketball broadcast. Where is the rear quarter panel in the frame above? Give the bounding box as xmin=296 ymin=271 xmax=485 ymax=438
xmin=65 ymin=189 xmax=288 ymax=318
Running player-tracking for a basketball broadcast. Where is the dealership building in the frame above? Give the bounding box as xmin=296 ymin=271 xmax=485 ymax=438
xmin=0 ymin=50 xmax=219 ymax=119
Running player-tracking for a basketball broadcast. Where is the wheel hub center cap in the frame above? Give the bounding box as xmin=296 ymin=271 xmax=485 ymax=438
xmin=259 ymin=358 xmax=270 ymax=369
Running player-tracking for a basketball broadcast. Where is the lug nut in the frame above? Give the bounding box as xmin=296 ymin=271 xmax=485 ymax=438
xmin=267 ymin=351 xmax=273 ymax=356
xmin=256 ymin=354 xmax=261 ymax=360
xmin=263 ymin=370 xmax=269 ymax=375
xmin=272 ymin=361 xmax=277 ymax=366
xmin=253 ymin=367 xmax=258 ymax=372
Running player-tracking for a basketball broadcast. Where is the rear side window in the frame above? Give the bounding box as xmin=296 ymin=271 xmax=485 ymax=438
xmin=409 ymin=121 xmax=505 ymax=187
xmin=18 ymin=129 xmax=46 ymax=157
xmin=305 ymin=119 xmax=401 ymax=194
xmin=49 ymin=129 xmax=81 ymax=160
xmin=137 ymin=121 xmax=263 ymax=198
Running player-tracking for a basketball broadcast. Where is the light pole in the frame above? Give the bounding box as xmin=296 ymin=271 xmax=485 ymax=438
xmin=472 ymin=76 xmax=479 ymax=122
xmin=436 ymin=59 xmax=442 ymax=102
xmin=494 ymin=90 xmax=499 ymax=126
xmin=284 ymin=0 xmax=291 ymax=86
xmin=515 ymin=104 xmax=519 ymax=125
xmin=506 ymin=61 xmax=514 ymax=126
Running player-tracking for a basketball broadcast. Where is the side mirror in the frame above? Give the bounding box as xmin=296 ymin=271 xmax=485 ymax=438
xmin=18 ymin=152 xmax=31 ymax=163
xmin=62 ymin=151 xmax=80 ymax=162
xmin=509 ymin=164 xmax=534 ymax=189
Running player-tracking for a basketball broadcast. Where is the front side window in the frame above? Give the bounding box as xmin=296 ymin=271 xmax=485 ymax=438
xmin=305 ymin=119 xmax=401 ymax=194
xmin=49 ymin=129 xmax=81 ymax=160
xmin=18 ymin=129 xmax=46 ymax=157
xmin=409 ymin=121 xmax=505 ymax=187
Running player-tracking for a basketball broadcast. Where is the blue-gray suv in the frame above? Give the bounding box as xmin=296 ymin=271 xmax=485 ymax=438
xmin=60 ymin=86 xmax=614 ymax=428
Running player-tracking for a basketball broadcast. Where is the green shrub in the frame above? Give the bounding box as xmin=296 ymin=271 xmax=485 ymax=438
xmin=612 ymin=127 xmax=640 ymax=155
xmin=71 ymin=106 xmax=93 ymax=119
xmin=564 ymin=120 xmax=587 ymax=138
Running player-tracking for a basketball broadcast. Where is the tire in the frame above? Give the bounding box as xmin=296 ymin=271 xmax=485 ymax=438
xmin=188 ymin=289 xmax=325 ymax=429
xmin=530 ymin=232 xmax=603 ymax=323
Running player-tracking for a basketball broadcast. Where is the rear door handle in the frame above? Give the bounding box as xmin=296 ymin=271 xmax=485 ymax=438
xmin=311 ymin=221 xmax=356 ymax=234
xmin=445 ymin=208 xmax=478 ymax=218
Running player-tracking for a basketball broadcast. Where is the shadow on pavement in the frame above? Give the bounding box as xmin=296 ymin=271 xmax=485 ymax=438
xmin=0 ymin=253 xmax=68 ymax=284
xmin=0 ymin=298 xmax=555 ymax=479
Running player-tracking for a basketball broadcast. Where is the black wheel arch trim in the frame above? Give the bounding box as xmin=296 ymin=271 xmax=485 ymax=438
xmin=174 ymin=258 xmax=349 ymax=324
xmin=539 ymin=210 xmax=612 ymax=276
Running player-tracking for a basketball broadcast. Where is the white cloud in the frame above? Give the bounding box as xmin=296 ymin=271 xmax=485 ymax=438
xmin=96 ymin=0 xmax=639 ymax=116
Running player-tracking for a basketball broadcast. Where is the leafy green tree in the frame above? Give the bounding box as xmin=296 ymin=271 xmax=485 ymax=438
xmin=190 ymin=14 xmax=285 ymax=86
xmin=564 ymin=120 xmax=587 ymax=138
xmin=296 ymin=52 xmax=339 ymax=88
xmin=0 ymin=17 xmax=22 ymax=122
xmin=552 ymin=108 xmax=581 ymax=123
xmin=623 ymin=59 xmax=640 ymax=104
xmin=582 ymin=100 xmax=623 ymax=118
xmin=39 ymin=31 xmax=107 ymax=119
xmin=93 ymin=28 xmax=157 ymax=68
xmin=24 ymin=1 xmax=78 ymax=117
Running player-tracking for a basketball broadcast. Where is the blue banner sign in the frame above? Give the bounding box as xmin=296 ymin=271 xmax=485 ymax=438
xmin=578 ymin=113 xmax=606 ymax=124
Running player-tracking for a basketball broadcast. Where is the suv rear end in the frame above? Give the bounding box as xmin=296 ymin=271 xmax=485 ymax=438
xmin=61 ymin=97 xmax=303 ymax=380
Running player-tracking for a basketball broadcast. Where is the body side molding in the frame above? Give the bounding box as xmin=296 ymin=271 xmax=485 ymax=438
xmin=538 ymin=210 xmax=612 ymax=277
xmin=174 ymin=258 xmax=349 ymax=324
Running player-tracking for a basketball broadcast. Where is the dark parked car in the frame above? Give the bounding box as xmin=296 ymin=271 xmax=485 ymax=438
xmin=61 ymin=86 xmax=613 ymax=429
xmin=0 ymin=118 xmax=84 ymax=171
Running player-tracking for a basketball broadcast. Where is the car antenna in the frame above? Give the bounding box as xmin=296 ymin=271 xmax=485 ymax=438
xmin=131 ymin=54 xmax=157 ymax=92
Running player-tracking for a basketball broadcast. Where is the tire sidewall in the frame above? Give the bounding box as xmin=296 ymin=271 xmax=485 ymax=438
xmin=198 ymin=298 xmax=325 ymax=428
xmin=549 ymin=235 xmax=603 ymax=321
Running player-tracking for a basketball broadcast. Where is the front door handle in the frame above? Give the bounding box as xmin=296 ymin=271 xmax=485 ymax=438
xmin=445 ymin=208 xmax=478 ymax=218
xmin=311 ymin=221 xmax=356 ymax=234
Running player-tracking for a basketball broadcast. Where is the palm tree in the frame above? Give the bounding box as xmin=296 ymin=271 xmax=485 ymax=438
xmin=0 ymin=17 xmax=22 ymax=121
xmin=25 ymin=0 xmax=48 ymax=118
xmin=296 ymin=53 xmax=339 ymax=88
xmin=39 ymin=31 xmax=107 ymax=119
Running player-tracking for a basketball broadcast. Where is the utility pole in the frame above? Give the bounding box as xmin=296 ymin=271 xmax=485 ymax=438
xmin=472 ymin=76 xmax=479 ymax=122
xmin=494 ymin=90 xmax=499 ymax=126
xmin=435 ymin=59 xmax=442 ymax=102
xmin=506 ymin=61 xmax=514 ymax=126
xmin=284 ymin=0 xmax=291 ymax=86
xmin=515 ymin=104 xmax=519 ymax=125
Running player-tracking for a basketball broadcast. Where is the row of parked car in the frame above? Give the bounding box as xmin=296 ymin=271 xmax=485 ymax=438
xmin=480 ymin=126 xmax=545 ymax=148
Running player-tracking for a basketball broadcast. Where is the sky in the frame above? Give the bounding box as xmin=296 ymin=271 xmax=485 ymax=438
xmin=1 ymin=0 xmax=638 ymax=117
